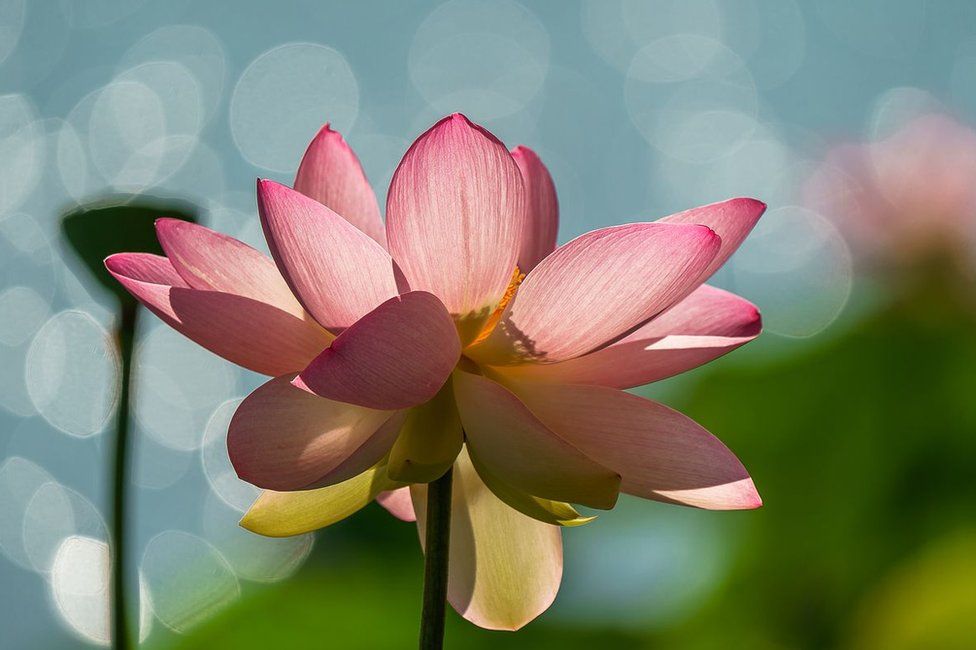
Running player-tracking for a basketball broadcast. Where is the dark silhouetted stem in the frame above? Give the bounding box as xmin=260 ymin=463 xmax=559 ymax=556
xmin=112 ymin=304 xmax=137 ymax=650
xmin=419 ymin=468 xmax=453 ymax=650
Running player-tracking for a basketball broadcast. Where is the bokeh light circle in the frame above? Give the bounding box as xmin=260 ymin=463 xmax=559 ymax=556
xmin=230 ymin=43 xmax=359 ymax=172
xmin=868 ymin=86 xmax=943 ymax=142
xmin=625 ymin=35 xmax=759 ymax=163
xmin=134 ymin=324 xmax=238 ymax=452
xmin=119 ymin=24 xmax=226 ymax=123
xmin=22 ymin=481 xmax=107 ymax=574
xmin=654 ymin=123 xmax=798 ymax=211
xmin=721 ymin=0 xmax=806 ymax=89
xmin=408 ymin=0 xmax=550 ymax=121
xmin=0 ymin=457 xmax=54 ymax=569
xmin=89 ymin=60 xmax=204 ymax=193
xmin=0 ymin=286 xmax=49 ymax=347
xmin=58 ymin=91 xmax=100 ymax=204
xmin=26 ymin=310 xmax=120 ymax=438
xmin=0 ymin=93 xmax=44 ymax=216
xmin=730 ymin=205 xmax=853 ymax=338
xmin=581 ymin=0 xmax=722 ymax=74
xmin=50 ymin=536 xmax=153 ymax=645
xmin=201 ymin=398 xmax=258 ymax=512
xmin=202 ymin=493 xmax=313 ymax=584
xmin=141 ymin=530 xmax=240 ymax=633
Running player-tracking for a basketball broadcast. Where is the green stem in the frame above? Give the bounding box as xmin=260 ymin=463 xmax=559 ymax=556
xmin=419 ymin=467 xmax=453 ymax=650
xmin=112 ymin=304 xmax=137 ymax=650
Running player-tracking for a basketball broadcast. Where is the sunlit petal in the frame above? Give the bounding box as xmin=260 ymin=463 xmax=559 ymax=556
xmin=294 ymin=123 xmax=386 ymax=246
xmin=411 ymin=449 xmax=562 ymax=631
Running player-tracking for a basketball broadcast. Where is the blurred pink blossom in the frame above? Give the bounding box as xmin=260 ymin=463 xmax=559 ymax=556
xmin=805 ymin=113 xmax=976 ymax=273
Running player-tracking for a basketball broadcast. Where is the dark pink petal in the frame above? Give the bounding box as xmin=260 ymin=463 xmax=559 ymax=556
xmin=494 ymin=285 xmax=761 ymax=388
xmin=467 ymin=222 xmax=720 ymax=365
xmin=257 ymin=179 xmax=399 ymax=332
xmin=155 ymin=218 xmax=304 ymax=314
xmin=658 ymin=197 xmax=766 ymax=280
xmin=105 ymin=253 xmax=331 ymax=376
xmin=376 ymin=488 xmax=416 ymax=521
xmin=228 ymin=375 xmax=401 ymax=491
xmin=294 ymin=291 xmax=460 ymax=410
xmin=386 ymin=114 xmax=524 ymax=336
xmin=511 ymin=381 xmax=762 ymax=510
xmin=294 ymin=124 xmax=386 ymax=246
xmin=511 ymin=146 xmax=558 ymax=273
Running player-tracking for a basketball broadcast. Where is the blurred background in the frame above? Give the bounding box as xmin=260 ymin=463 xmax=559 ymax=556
xmin=2 ymin=0 xmax=975 ymax=648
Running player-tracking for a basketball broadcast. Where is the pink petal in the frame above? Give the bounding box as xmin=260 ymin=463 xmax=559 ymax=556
xmin=293 ymin=291 xmax=460 ymax=410
xmin=105 ymin=253 xmax=331 ymax=376
xmin=257 ymin=179 xmax=399 ymax=332
xmin=511 ymin=146 xmax=558 ymax=272
xmin=658 ymin=197 xmax=766 ymax=280
xmin=385 ymin=114 xmax=524 ymax=337
xmin=155 ymin=218 xmax=304 ymax=315
xmin=468 ymin=222 xmax=720 ymax=365
xmin=452 ymin=371 xmax=620 ymax=509
xmin=375 ymin=488 xmax=416 ymax=522
xmin=228 ymin=375 xmax=402 ymax=491
xmin=511 ymin=381 xmax=762 ymax=510
xmin=411 ymin=449 xmax=562 ymax=631
xmin=294 ymin=124 xmax=386 ymax=247
xmin=494 ymin=284 xmax=761 ymax=388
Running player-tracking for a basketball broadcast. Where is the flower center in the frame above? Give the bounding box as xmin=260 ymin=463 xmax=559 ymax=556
xmin=470 ymin=266 xmax=524 ymax=345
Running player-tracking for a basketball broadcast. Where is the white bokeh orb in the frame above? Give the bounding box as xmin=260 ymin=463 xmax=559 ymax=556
xmin=230 ymin=43 xmax=359 ymax=173
xmin=26 ymin=310 xmax=120 ymax=438
xmin=408 ymin=0 xmax=550 ymax=121
xmin=50 ymin=535 xmax=153 ymax=646
xmin=625 ymin=35 xmax=759 ymax=164
xmin=141 ymin=530 xmax=240 ymax=633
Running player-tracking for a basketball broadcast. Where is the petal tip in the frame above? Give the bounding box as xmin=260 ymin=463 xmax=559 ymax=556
xmin=153 ymin=216 xmax=180 ymax=235
xmin=256 ymin=177 xmax=287 ymax=194
xmin=428 ymin=112 xmax=506 ymax=149
xmin=734 ymin=197 xmax=768 ymax=216
xmin=744 ymin=480 xmax=763 ymax=509
xmin=308 ymin=121 xmax=352 ymax=148
xmin=732 ymin=478 xmax=763 ymax=510
xmin=750 ymin=307 xmax=763 ymax=328
xmin=255 ymin=178 xmax=294 ymax=210
xmin=103 ymin=253 xmax=124 ymax=273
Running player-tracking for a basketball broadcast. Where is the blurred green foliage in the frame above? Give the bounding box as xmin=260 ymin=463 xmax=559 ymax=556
xmin=173 ymin=274 xmax=976 ymax=649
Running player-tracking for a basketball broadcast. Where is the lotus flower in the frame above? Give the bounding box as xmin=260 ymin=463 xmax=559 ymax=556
xmin=805 ymin=113 xmax=976 ymax=273
xmin=106 ymin=114 xmax=765 ymax=630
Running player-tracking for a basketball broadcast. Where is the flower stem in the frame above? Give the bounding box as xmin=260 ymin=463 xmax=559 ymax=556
xmin=419 ymin=467 xmax=453 ymax=650
xmin=112 ymin=304 xmax=137 ymax=650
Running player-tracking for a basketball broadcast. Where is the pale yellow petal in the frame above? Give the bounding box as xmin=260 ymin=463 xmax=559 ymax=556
xmin=240 ymin=464 xmax=400 ymax=538
xmin=387 ymin=381 xmax=463 ymax=483
xmin=412 ymin=449 xmax=563 ymax=630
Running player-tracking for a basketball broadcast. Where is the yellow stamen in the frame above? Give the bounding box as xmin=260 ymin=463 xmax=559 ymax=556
xmin=471 ymin=266 xmax=524 ymax=344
